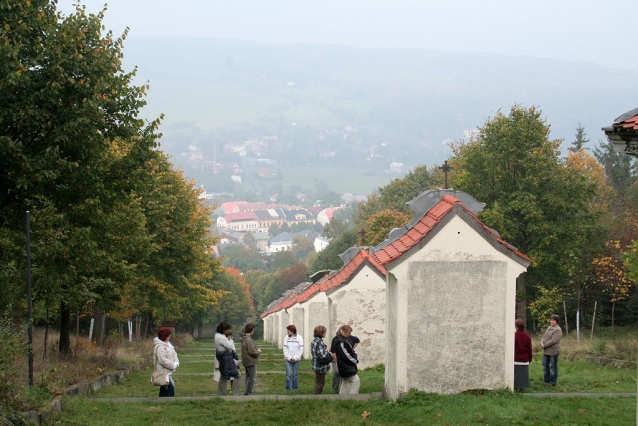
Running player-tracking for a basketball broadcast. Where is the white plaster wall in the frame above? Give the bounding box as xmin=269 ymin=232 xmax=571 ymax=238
xmin=291 ymin=306 xmax=305 ymax=357
xmin=262 ymin=316 xmax=269 ymax=343
xmin=329 ymin=264 xmax=386 ymax=369
xmin=269 ymin=316 xmax=275 ymax=343
xmin=279 ymin=311 xmax=290 ymax=349
xmin=385 ymin=214 xmax=526 ymax=399
xmin=300 ymin=293 xmax=330 ymax=359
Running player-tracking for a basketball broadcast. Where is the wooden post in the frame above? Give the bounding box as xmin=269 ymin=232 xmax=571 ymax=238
xmin=590 ymin=301 xmax=597 ymax=344
xmin=563 ymin=301 xmax=569 ymax=335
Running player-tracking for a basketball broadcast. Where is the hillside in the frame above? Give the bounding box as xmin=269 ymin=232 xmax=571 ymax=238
xmin=119 ymin=37 xmax=638 ymax=194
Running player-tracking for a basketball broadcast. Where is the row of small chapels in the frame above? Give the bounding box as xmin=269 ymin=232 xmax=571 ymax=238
xmin=261 ymin=188 xmax=531 ymax=400
xmin=261 ymin=107 xmax=638 ymax=400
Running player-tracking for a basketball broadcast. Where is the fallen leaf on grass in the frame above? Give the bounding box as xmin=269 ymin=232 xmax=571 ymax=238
xmin=361 ymin=411 xmax=370 ymax=419
xmin=578 ymin=409 xmax=585 ymax=413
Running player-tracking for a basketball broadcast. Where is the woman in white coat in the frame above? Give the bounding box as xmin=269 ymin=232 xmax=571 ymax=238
xmin=154 ymin=327 xmax=179 ymax=397
xmin=283 ymin=324 xmax=304 ymax=390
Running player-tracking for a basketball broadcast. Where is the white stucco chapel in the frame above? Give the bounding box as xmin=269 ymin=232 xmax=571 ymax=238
xmin=261 ymin=189 xmax=531 ymax=400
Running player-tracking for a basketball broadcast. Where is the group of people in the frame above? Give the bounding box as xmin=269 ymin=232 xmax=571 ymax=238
xmin=289 ymin=323 xmax=361 ymax=395
xmin=152 ymin=322 xmax=262 ymax=397
xmin=514 ymin=314 xmax=563 ymax=391
xmin=214 ymin=321 xmax=262 ymax=396
xmin=152 ymin=315 xmax=563 ymax=397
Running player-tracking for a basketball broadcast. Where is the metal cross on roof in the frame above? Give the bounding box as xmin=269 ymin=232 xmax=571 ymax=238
xmin=439 ymin=160 xmax=453 ymax=189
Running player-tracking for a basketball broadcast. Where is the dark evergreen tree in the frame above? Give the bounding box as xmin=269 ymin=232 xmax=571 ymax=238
xmin=569 ymin=123 xmax=590 ymax=152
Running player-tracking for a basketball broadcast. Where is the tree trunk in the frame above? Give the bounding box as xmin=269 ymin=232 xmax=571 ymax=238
xmin=59 ymin=301 xmax=72 ymax=356
xmin=611 ymin=301 xmax=615 ymax=340
xmin=516 ymin=272 xmax=527 ymax=325
xmin=43 ymin=304 xmax=49 ymax=360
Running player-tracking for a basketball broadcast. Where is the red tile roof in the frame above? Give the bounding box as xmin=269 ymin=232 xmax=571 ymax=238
xmin=619 ymin=114 xmax=638 ymax=131
xmin=370 ymin=195 xmax=531 ymax=266
xmin=223 ymin=211 xmax=259 ymax=222
xmin=260 ymin=249 xmax=386 ymax=318
xmin=603 ymin=108 xmax=638 ymax=134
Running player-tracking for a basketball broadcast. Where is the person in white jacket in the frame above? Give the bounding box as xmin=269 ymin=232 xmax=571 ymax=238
xmin=282 ymin=324 xmax=304 ymax=390
xmin=154 ymin=327 xmax=179 ymax=397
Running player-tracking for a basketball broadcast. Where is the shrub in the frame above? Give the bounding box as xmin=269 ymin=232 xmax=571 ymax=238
xmin=0 ymin=313 xmax=29 ymax=424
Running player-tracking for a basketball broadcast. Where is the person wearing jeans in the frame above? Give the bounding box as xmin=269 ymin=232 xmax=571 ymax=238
xmin=540 ymin=314 xmax=563 ymax=386
xmin=283 ymin=324 xmax=304 ymax=390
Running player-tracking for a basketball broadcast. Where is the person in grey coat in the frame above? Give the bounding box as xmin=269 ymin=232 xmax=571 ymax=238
xmin=540 ymin=314 xmax=563 ymax=386
xmin=240 ymin=323 xmax=262 ymax=395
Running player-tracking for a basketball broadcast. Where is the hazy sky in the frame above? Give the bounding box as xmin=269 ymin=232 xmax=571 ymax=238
xmin=59 ymin=0 xmax=638 ymax=72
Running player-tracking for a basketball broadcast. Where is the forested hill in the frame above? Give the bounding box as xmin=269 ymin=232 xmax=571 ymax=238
xmin=121 ymin=37 xmax=638 ymax=164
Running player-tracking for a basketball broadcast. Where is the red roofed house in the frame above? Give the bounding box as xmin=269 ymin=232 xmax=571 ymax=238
xmin=261 ymin=247 xmax=387 ymax=367
xmin=216 ymin=212 xmax=259 ymax=231
xmin=370 ymin=189 xmax=531 ymax=400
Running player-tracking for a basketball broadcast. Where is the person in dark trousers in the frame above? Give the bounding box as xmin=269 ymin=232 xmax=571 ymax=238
xmin=241 ymin=323 xmax=262 ymax=395
xmin=153 ymin=327 xmax=179 ymax=397
xmin=540 ymin=314 xmax=563 ymax=386
xmin=310 ymin=325 xmax=332 ymax=394
xmin=514 ymin=319 xmax=533 ymax=391
xmin=215 ymin=321 xmax=241 ymax=395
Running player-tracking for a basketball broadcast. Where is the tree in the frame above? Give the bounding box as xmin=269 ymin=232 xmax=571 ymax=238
xmin=269 ymin=251 xmax=299 ymax=272
xmin=359 ymin=209 xmax=410 ymax=246
xmin=564 ymin=149 xmax=612 ymax=325
xmin=569 ymin=123 xmax=590 ymax=152
xmin=244 ymin=270 xmax=276 ymax=312
xmin=268 ymin=223 xmax=281 ymax=237
xmin=594 ymin=241 xmax=634 ymax=337
xmin=318 ymin=191 xmax=343 ymax=207
xmin=593 ymin=139 xmax=636 ymax=211
xmin=0 ymin=3 xmax=224 ymax=351
xmin=242 ymin=231 xmax=258 ymax=250
xmin=263 ymin=263 xmax=308 ymax=304
xmin=220 ymin=244 xmax=265 ymax=273
xmin=352 ymin=165 xmax=437 ymax=229
xmin=0 ymin=3 xmax=162 ymax=352
xmin=210 ymin=267 xmax=253 ymax=327
xmin=309 ymin=229 xmax=358 ymax=272
xmin=378 ymin=165 xmax=438 ymax=213
xmin=292 ymin=235 xmax=315 ymax=260
xmin=451 ymin=105 xmax=599 ymax=322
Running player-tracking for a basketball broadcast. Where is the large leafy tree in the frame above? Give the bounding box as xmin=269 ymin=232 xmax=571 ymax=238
xmin=0 ymin=3 xmax=222 ymax=351
xmin=563 ymin=149 xmax=612 ymax=323
xmin=359 ymin=209 xmax=410 ymax=247
xmin=0 ymin=2 xmax=157 ymax=351
xmin=451 ymin=105 xmax=599 ymax=322
xmin=210 ymin=267 xmax=253 ymax=327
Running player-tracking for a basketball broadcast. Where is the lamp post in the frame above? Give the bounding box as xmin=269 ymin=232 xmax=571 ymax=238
xmin=26 ymin=211 xmax=33 ymax=387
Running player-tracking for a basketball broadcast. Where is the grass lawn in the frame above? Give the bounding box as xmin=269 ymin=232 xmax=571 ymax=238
xmin=60 ymin=392 xmax=636 ymax=425
xmin=57 ymin=339 xmax=637 ymax=425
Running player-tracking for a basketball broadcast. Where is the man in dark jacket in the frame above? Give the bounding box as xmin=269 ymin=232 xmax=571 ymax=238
xmin=333 ymin=325 xmax=359 ymax=394
xmin=241 ymin=323 xmax=262 ymax=395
